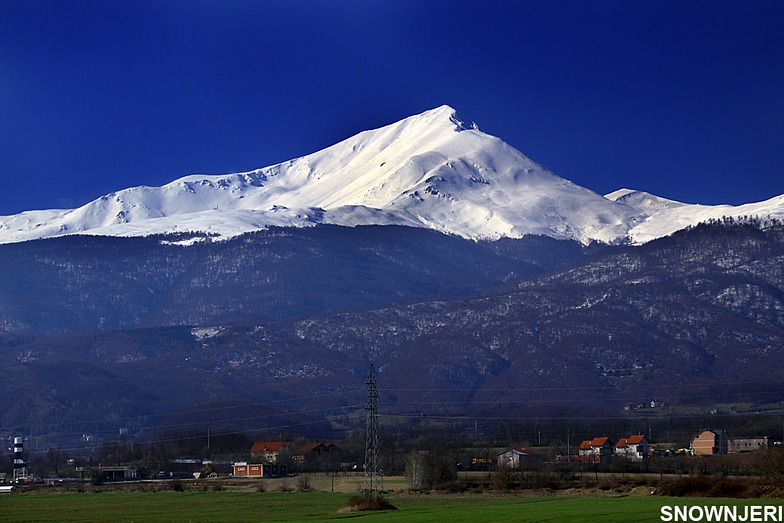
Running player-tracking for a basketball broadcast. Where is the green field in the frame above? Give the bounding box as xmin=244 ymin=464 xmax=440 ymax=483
xmin=1 ymin=492 xmax=782 ymax=523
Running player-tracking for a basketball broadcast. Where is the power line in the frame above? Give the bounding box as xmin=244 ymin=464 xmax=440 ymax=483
xmin=2 ymin=390 xmax=363 ymax=439
xmin=22 ymin=413 xmax=367 ymax=457
xmin=378 ymin=378 xmax=784 ymax=393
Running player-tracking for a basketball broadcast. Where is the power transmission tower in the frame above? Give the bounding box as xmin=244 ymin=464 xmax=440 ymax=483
xmin=363 ymin=363 xmax=382 ymax=499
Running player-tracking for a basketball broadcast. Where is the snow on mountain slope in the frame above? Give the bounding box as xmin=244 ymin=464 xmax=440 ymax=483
xmin=0 ymin=105 xmax=782 ymax=245
xmin=0 ymin=106 xmax=638 ymax=244
xmin=604 ymin=189 xmax=688 ymax=211
xmin=623 ymin=193 xmax=784 ymax=244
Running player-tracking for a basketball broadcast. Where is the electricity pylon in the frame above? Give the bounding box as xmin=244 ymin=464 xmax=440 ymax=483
xmin=363 ymin=363 xmax=382 ymax=499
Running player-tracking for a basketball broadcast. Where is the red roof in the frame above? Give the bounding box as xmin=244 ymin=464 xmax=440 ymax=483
xmin=251 ymin=441 xmax=289 ymax=453
xmin=581 ymin=437 xmax=611 ymax=449
xmin=298 ymin=442 xmax=338 ymax=453
xmin=615 ymin=435 xmax=646 ymax=448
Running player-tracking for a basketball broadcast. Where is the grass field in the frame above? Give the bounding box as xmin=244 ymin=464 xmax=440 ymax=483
xmin=2 ymin=491 xmax=783 ymax=522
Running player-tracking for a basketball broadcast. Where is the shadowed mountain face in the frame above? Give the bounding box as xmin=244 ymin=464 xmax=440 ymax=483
xmin=1 ymin=219 xmax=783 ymax=446
xmin=0 ymin=225 xmax=587 ymax=333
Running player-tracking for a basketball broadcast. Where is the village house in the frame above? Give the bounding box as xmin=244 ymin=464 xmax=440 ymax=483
xmin=614 ymin=435 xmax=650 ymax=461
xmin=298 ymin=442 xmax=340 ymax=457
xmin=578 ymin=437 xmax=614 ymax=463
xmin=691 ymin=429 xmax=729 ymax=455
xmin=250 ymin=441 xmax=290 ymax=464
xmin=291 ymin=442 xmax=341 ymax=467
xmin=496 ymin=448 xmax=535 ymax=468
xmin=728 ymin=436 xmax=770 ymax=453
xmin=96 ymin=465 xmax=142 ymax=481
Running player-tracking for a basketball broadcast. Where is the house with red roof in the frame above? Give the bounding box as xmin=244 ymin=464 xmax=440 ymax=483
xmin=614 ymin=435 xmax=650 ymax=461
xmin=291 ymin=442 xmax=341 ymax=467
xmin=298 ymin=442 xmax=340 ymax=456
xmin=578 ymin=437 xmax=614 ymax=463
xmin=250 ymin=441 xmax=290 ymax=464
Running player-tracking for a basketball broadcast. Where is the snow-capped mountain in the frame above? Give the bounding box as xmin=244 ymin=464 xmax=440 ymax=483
xmin=607 ymin=189 xmax=784 ymax=244
xmin=1 ymin=105 xmax=782 ymax=245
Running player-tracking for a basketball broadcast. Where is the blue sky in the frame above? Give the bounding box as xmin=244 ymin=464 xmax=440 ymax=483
xmin=1 ymin=0 xmax=782 ymax=215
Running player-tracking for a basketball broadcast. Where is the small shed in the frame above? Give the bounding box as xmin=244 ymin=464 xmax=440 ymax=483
xmin=496 ymin=448 xmax=534 ymax=468
xmin=233 ymin=462 xmax=287 ymax=478
xmin=98 ymin=466 xmax=140 ymax=481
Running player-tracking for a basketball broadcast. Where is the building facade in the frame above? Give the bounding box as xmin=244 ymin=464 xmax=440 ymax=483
xmin=232 ymin=462 xmax=287 ymax=478
xmin=691 ymin=429 xmax=729 ymax=455
xmin=728 ymin=436 xmax=770 ymax=453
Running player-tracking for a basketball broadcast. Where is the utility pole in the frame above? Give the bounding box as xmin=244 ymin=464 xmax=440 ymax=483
xmin=363 ymin=364 xmax=381 ymax=499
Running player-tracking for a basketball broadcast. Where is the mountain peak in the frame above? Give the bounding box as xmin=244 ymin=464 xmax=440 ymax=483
xmin=429 ymin=104 xmax=479 ymax=132
xmin=399 ymin=105 xmax=479 ymax=136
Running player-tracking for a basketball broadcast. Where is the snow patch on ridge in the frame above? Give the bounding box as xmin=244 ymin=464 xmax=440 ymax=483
xmin=605 ymin=189 xmax=687 ymax=211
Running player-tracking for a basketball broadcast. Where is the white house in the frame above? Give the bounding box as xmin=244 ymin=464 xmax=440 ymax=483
xmin=614 ymin=435 xmax=650 ymax=461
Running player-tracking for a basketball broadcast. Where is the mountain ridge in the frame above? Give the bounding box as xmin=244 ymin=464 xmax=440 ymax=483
xmin=1 ymin=106 xmax=782 ymax=245
xmin=0 ymin=225 xmax=589 ymax=333
xmin=2 ymin=219 xmax=783 ymax=442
